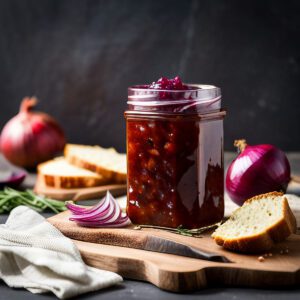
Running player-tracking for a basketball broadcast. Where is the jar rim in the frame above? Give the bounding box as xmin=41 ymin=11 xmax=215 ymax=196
xmin=128 ymin=84 xmax=220 ymax=94
xmin=127 ymin=84 xmax=221 ymax=113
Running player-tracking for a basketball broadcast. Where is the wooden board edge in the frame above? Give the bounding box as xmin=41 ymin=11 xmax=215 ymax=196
xmin=74 ymin=240 xmax=300 ymax=292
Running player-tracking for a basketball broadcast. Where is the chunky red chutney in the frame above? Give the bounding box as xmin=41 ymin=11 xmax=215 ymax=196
xmin=125 ymin=77 xmax=225 ymax=229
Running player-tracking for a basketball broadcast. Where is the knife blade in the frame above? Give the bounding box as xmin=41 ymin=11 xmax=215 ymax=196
xmin=143 ymin=235 xmax=231 ymax=263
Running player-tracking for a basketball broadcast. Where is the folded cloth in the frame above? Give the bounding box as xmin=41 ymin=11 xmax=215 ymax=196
xmin=0 ymin=206 xmax=122 ymax=299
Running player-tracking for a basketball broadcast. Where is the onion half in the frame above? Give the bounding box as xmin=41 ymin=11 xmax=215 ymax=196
xmin=66 ymin=191 xmax=131 ymax=228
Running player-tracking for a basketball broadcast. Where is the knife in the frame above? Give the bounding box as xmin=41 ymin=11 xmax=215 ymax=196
xmin=48 ymin=211 xmax=230 ymax=262
xmin=143 ymin=235 xmax=231 ymax=263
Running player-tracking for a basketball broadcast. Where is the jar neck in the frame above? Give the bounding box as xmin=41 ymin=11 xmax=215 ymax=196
xmin=127 ymin=84 xmax=221 ymax=114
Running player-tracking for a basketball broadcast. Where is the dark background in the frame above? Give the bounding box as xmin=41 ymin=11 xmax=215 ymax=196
xmin=0 ymin=0 xmax=299 ymax=152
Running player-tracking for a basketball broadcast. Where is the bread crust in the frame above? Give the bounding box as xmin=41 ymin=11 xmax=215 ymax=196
xmin=42 ymin=174 xmax=106 ymax=189
xmin=64 ymin=144 xmax=127 ymax=184
xmin=212 ymin=192 xmax=297 ymax=253
xmin=38 ymin=159 xmax=107 ymax=189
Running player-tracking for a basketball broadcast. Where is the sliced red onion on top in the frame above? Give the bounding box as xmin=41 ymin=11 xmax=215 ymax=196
xmin=66 ymin=191 xmax=131 ymax=228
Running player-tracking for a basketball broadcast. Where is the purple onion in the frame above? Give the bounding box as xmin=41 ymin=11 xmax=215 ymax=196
xmin=226 ymin=139 xmax=291 ymax=206
xmin=0 ymin=170 xmax=27 ymax=188
xmin=66 ymin=191 xmax=131 ymax=228
xmin=0 ymin=97 xmax=65 ymax=168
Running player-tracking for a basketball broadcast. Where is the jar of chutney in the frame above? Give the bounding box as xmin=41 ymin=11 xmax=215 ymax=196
xmin=124 ymin=77 xmax=226 ymax=229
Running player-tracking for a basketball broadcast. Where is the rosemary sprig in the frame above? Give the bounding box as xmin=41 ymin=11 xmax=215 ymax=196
xmin=0 ymin=187 xmax=66 ymax=214
xmin=133 ymin=222 xmax=220 ymax=237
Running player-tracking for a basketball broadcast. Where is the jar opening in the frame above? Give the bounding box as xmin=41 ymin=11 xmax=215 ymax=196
xmin=127 ymin=84 xmax=221 ymax=114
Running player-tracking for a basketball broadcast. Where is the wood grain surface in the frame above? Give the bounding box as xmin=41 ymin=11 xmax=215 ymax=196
xmin=48 ymin=208 xmax=300 ymax=292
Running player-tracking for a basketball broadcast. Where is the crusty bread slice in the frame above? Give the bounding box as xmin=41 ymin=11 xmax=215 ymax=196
xmin=212 ymin=192 xmax=297 ymax=253
xmin=38 ymin=157 xmax=106 ymax=189
xmin=64 ymin=144 xmax=126 ymax=183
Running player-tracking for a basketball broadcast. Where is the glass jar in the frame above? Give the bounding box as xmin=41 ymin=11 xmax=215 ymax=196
xmin=124 ymin=84 xmax=225 ymax=229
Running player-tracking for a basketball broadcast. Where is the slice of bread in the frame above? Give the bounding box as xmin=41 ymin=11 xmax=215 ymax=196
xmin=38 ymin=158 xmax=106 ymax=188
xmin=64 ymin=144 xmax=126 ymax=183
xmin=212 ymin=192 xmax=297 ymax=253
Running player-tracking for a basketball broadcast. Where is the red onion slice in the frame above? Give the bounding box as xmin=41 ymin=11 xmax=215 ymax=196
xmin=66 ymin=191 xmax=131 ymax=228
xmin=0 ymin=170 xmax=27 ymax=188
xmin=68 ymin=196 xmax=111 ymax=221
xmin=66 ymin=192 xmax=110 ymax=215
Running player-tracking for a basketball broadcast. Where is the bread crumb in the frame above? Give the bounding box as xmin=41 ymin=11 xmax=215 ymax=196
xmin=258 ymin=256 xmax=265 ymax=262
xmin=268 ymin=253 xmax=273 ymax=257
xmin=285 ymin=249 xmax=289 ymax=254
xmin=280 ymin=250 xmax=284 ymax=254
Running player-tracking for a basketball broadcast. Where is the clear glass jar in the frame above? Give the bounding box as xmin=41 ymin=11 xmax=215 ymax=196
xmin=124 ymin=84 xmax=225 ymax=229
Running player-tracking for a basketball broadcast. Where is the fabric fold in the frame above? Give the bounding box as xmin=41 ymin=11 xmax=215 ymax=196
xmin=0 ymin=206 xmax=122 ymax=299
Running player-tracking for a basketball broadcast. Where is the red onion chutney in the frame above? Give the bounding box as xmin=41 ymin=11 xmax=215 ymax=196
xmin=124 ymin=77 xmax=226 ymax=229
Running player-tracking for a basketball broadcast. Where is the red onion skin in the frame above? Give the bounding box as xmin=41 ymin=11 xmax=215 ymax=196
xmin=226 ymin=141 xmax=290 ymax=206
xmin=0 ymin=97 xmax=65 ymax=168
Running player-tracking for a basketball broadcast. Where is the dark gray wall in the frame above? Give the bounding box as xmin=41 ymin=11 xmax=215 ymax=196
xmin=0 ymin=0 xmax=299 ymax=152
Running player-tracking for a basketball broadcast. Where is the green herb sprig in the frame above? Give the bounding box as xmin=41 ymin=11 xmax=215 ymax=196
xmin=133 ymin=223 xmax=220 ymax=237
xmin=0 ymin=187 xmax=66 ymax=214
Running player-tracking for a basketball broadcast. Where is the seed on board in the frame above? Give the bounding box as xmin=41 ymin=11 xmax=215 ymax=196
xmin=258 ymin=256 xmax=265 ymax=262
xmin=285 ymin=249 xmax=289 ymax=254
xmin=268 ymin=253 xmax=273 ymax=257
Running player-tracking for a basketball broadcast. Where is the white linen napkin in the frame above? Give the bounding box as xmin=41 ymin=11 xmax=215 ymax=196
xmin=0 ymin=206 xmax=122 ymax=299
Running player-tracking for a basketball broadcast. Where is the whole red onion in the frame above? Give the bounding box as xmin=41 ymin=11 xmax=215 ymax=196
xmin=0 ymin=97 xmax=65 ymax=168
xmin=226 ymin=139 xmax=290 ymax=206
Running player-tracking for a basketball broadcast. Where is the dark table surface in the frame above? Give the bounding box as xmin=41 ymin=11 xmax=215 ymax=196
xmin=0 ymin=153 xmax=300 ymax=300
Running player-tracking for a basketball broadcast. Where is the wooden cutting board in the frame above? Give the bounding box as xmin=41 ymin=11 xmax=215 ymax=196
xmin=48 ymin=211 xmax=300 ymax=292
xmin=34 ymin=175 xmax=126 ymax=200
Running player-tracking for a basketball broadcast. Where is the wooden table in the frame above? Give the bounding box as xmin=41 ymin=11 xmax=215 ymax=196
xmin=0 ymin=153 xmax=300 ymax=300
